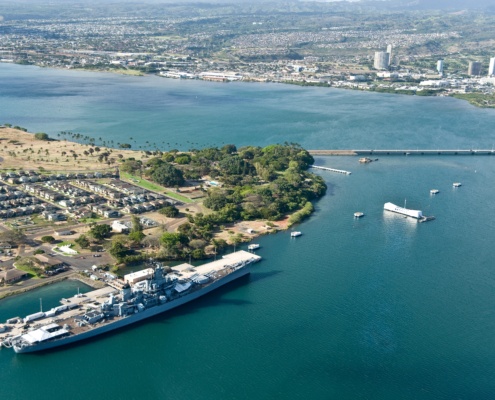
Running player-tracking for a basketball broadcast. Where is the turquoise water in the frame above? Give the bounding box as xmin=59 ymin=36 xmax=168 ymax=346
xmin=1 ymin=64 xmax=495 ymax=399
xmin=2 ymin=63 xmax=495 ymax=151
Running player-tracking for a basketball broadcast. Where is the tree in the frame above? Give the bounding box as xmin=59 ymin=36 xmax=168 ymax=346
xmin=128 ymin=231 xmax=145 ymax=244
xmin=109 ymin=241 xmax=128 ymax=260
xmin=150 ymin=163 xmax=184 ymax=187
xmin=0 ymin=228 xmax=27 ymax=245
xmin=158 ymin=205 xmax=179 ymax=218
xmin=130 ymin=215 xmax=143 ymax=233
xmin=40 ymin=235 xmax=56 ymax=244
xmin=221 ymin=144 xmax=237 ymax=154
xmin=120 ymin=159 xmax=142 ymax=174
xmin=75 ymin=234 xmax=90 ymax=249
xmin=230 ymin=233 xmax=244 ymax=251
xmin=89 ymin=224 xmax=112 ymax=240
xmin=174 ymin=154 xmax=191 ymax=164
xmin=160 ymin=232 xmax=188 ymax=256
xmin=191 ymin=248 xmax=206 ymax=259
xmin=34 ymin=132 xmax=49 ymax=141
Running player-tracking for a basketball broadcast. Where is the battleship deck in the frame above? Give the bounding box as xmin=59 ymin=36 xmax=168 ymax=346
xmin=0 ymin=251 xmax=261 ymax=349
xmin=0 ymin=287 xmax=118 ymax=343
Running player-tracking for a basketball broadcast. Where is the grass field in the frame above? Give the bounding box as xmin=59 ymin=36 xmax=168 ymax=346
xmin=119 ymin=172 xmax=193 ymax=203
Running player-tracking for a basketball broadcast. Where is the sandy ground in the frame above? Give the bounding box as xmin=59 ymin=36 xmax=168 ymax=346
xmin=0 ymin=127 xmax=145 ymax=171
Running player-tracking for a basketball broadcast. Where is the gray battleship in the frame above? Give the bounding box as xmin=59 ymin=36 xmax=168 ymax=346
xmin=1 ymin=251 xmax=260 ymax=353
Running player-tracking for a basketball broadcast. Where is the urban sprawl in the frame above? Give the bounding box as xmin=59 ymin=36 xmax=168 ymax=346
xmin=1 ymin=1 xmax=495 ymax=104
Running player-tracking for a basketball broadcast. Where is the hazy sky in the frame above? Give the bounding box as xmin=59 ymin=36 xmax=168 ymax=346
xmin=1 ymin=0 xmax=493 ymax=9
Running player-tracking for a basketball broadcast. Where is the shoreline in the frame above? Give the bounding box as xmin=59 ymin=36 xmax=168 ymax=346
xmin=0 ymin=127 xmax=317 ymax=300
xmin=2 ymin=61 xmax=494 ymax=109
xmin=0 ymin=272 xmax=102 ymax=301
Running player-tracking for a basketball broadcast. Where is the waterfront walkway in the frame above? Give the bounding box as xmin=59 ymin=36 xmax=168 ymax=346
xmin=309 ymin=149 xmax=495 ymax=156
xmin=309 ymin=165 xmax=351 ymax=175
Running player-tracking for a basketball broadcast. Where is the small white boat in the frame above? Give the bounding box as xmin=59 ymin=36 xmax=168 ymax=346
xmin=430 ymin=189 xmax=439 ymax=194
xmin=453 ymin=182 xmax=462 ymax=187
xmin=247 ymin=244 xmax=260 ymax=251
xmin=354 ymin=212 xmax=364 ymax=218
xmin=290 ymin=231 xmax=302 ymax=237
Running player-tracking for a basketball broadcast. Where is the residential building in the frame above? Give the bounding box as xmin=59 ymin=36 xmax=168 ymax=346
xmin=489 ymin=57 xmax=495 ymax=76
xmin=374 ymin=52 xmax=390 ymax=70
xmin=0 ymin=268 xmax=27 ymax=284
xmin=437 ymin=60 xmax=444 ymax=74
xmin=468 ymin=61 xmax=482 ymax=76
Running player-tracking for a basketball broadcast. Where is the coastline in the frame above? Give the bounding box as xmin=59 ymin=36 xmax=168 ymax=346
xmin=0 ymin=272 xmax=102 ymax=301
xmin=3 ymin=61 xmax=494 ymax=109
xmin=0 ymin=126 xmax=320 ymax=298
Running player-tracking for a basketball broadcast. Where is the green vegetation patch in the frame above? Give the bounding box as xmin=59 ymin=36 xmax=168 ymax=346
xmin=451 ymin=93 xmax=495 ymax=108
xmin=288 ymin=201 xmax=314 ymax=227
xmin=120 ymin=171 xmax=167 ymax=192
xmin=15 ymin=259 xmax=44 ymax=279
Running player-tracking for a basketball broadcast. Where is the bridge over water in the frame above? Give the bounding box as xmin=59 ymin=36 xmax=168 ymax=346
xmin=309 ymin=149 xmax=495 ymax=156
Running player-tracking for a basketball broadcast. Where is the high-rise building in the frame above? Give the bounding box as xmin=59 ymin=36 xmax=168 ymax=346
xmin=489 ymin=57 xmax=495 ymax=76
xmin=437 ymin=60 xmax=444 ymax=74
xmin=374 ymin=51 xmax=390 ymax=70
xmin=468 ymin=61 xmax=482 ymax=76
xmin=386 ymin=44 xmax=393 ymax=66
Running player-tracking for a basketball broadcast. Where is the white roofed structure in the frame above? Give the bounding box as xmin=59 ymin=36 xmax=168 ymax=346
xmin=124 ymin=268 xmax=154 ymax=285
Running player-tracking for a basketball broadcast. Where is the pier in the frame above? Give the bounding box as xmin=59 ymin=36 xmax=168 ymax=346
xmin=309 ymin=165 xmax=351 ymax=175
xmin=309 ymin=149 xmax=495 ymax=156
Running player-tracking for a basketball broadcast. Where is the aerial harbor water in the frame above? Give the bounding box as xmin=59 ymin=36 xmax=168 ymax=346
xmin=1 ymin=63 xmax=495 ymax=399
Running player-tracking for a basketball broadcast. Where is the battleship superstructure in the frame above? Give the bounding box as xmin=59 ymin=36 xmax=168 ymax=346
xmin=1 ymin=251 xmax=260 ymax=353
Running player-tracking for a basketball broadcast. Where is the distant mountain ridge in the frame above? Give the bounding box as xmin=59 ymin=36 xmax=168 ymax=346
xmin=345 ymin=0 xmax=494 ymax=11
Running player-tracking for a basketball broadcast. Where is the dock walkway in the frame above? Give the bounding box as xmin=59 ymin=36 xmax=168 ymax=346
xmin=309 ymin=165 xmax=351 ymax=175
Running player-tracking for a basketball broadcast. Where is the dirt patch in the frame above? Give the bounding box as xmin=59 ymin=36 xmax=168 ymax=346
xmin=0 ymin=128 xmax=146 ymax=171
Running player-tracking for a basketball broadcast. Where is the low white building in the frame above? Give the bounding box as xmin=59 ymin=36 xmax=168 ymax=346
xmin=124 ymin=268 xmax=154 ymax=285
xmin=112 ymin=220 xmax=129 ymax=233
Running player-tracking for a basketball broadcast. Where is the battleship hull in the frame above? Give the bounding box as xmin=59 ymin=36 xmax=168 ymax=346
xmin=14 ymin=264 xmax=251 ymax=353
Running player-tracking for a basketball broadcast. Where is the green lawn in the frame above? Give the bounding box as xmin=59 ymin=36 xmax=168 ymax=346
xmin=163 ymin=191 xmax=194 ymax=203
xmin=120 ymin=172 xmax=193 ymax=203
xmin=14 ymin=263 xmax=43 ymax=279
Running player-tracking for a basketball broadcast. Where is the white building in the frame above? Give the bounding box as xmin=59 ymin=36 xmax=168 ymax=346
xmin=124 ymin=268 xmax=154 ymax=285
xmin=374 ymin=52 xmax=390 ymax=70
xmin=437 ymin=60 xmax=444 ymax=74
xmin=111 ymin=220 xmax=129 ymax=233
xmin=376 ymin=71 xmax=399 ymax=79
xmin=489 ymin=57 xmax=495 ymax=76
xmin=386 ymin=44 xmax=393 ymax=66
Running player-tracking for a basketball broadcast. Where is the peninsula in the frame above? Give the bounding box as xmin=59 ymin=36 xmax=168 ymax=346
xmin=0 ymin=126 xmax=326 ymax=296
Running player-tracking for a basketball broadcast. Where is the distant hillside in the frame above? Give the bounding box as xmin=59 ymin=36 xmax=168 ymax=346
xmin=361 ymin=0 xmax=495 ymax=11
